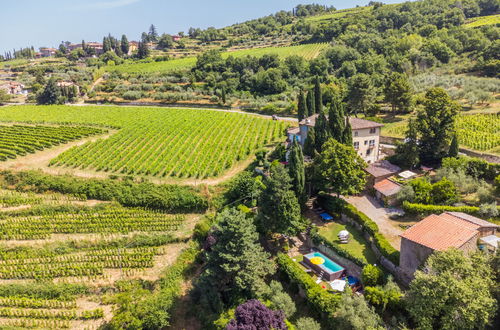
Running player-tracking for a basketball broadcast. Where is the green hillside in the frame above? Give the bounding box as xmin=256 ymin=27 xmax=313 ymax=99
xmin=107 ymin=43 xmax=328 ymax=74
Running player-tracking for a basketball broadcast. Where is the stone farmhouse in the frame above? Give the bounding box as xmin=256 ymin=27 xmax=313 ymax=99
xmin=399 ymin=212 xmax=499 ymax=279
xmin=287 ymin=114 xmax=384 ymax=163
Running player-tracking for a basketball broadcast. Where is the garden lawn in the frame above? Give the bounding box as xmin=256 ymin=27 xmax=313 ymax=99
xmin=318 ymin=222 xmax=378 ymax=265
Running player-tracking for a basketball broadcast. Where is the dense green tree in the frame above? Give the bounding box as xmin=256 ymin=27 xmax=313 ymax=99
xmin=313 ymin=138 xmax=367 ymax=196
xmin=258 ymin=163 xmax=303 ymax=236
xmin=0 ymin=89 xmax=10 ymax=104
xmin=204 ymin=208 xmax=275 ymax=301
xmin=303 ymin=127 xmax=316 ymax=157
xmin=136 ymin=41 xmax=150 ymax=59
xmin=448 ymin=133 xmax=459 ymax=158
xmin=103 ymin=37 xmax=112 ymax=53
xmin=313 ymin=112 xmax=330 ymax=153
xmin=148 ymin=24 xmax=159 ymax=42
xmin=306 ymin=89 xmax=315 ymax=116
xmin=431 ymin=177 xmax=458 ymax=205
xmin=327 ymin=97 xmax=345 ymax=142
xmin=288 ymin=139 xmax=306 ymax=208
xmin=120 ymin=35 xmax=129 ymax=55
xmin=158 ymin=34 xmax=174 ymax=50
xmin=297 ymin=91 xmax=308 ymax=121
xmin=384 ymin=72 xmax=412 ymax=113
xmin=391 ymin=118 xmax=420 ymax=168
xmin=362 ymin=265 xmax=383 ymax=286
xmin=314 ymin=76 xmax=322 ymax=114
xmin=347 ymin=73 xmax=376 ymax=116
xmin=37 ymin=78 xmax=60 ymax=105
xmin=334 ymin=292 xmax=383 ymax=330
xmin=416 ymin=88 xmax=459 ymax=164
xmin=343 ymin=118 xmax=353 ymax=146
xmin=406 ymin=249 xmax=497 ymax=330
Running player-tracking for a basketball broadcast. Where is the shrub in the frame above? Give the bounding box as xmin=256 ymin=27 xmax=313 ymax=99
xmin=362 ymin=265 xmax=383 ymax=286
xmin=295 ymin=317 xmax=321 ymax=330
xmin=122 ymin=91 xmax=143 ymax=100
xmin=479 ymin=202 xmax=499 ymax=218
xmin=265 ymin=281 xmax=296 ymax=318
xmin=430 ymin=177 xmax=458 ymax=205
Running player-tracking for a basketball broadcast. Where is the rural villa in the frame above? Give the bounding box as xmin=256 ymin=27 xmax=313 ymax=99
xmin=399 ymin=212 xmax=499 ymax=279
xmin=287 ymin=114 xmax=383 ymax=163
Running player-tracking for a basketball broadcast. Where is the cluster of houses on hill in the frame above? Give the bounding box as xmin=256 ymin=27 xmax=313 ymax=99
xmin=290 ymin=114 xmax=499 ymax=283
xmin=35 ymin=42 xmax=136 ymax=58
xmin=35 ymin=36 xmax=183 ymax=59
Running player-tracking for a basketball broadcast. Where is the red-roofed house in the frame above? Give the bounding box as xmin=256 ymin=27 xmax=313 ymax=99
xmin=399 ymin=212 xmax=499 ymax=278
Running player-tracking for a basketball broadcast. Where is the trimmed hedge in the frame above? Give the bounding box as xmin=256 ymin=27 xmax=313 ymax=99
xmin=276 ymin=253 xmax=340 ymax=320
xmin=402 ymin=201 xmax=500 ymax=217
xmin=0 ymin=170 xmax=208 ymax=213
xmin=317 ymin=193 xmax=400 ymax=266
xmin=312 ymin=234 xmax=367 ymax=268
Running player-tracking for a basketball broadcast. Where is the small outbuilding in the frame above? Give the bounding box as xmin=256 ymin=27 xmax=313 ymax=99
xmin=364 ymin=160 xmax=401 ymax=188
xmin=373 ymin=179 xmax=402 ymax=206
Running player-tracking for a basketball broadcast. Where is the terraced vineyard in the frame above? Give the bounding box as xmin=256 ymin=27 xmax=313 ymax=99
xmin=108 ymin=43 xmax=329 ymax=74
xmin=382 ymin=113 xmax=500 ymax=155
xmin=0 ymin=207 xmax=184 ymax=240
xmin=465 ymin=14 xmax=500 ymax=28
xmin=0 ymin=190 xmax=194 ymax=328
xmin=0 ymin=105 xmax=285 ymax=179
xmin=0 ymin=125 xmax=104 ymax=161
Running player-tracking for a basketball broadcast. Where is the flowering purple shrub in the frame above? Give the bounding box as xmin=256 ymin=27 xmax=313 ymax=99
xmin=203 ymin=233 xmax=217 ymax=251
xmin=226 ymin=299 xmax=287 ymax=330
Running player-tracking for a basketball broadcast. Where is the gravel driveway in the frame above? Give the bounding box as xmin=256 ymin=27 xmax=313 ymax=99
xmin=344 ymin=195 xmax=403 ymax=250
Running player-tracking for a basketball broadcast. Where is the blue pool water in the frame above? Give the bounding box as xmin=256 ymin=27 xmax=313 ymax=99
xmin=305 ymin=252 xmax=344 ymax=274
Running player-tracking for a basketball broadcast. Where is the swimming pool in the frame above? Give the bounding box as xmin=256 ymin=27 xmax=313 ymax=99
xmin=303 ymin=251 xmax=345 ymax=281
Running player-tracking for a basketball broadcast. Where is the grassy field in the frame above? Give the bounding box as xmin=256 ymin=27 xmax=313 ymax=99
xmin=0 ymin=187 xmax=196 ymax=329
xmin=318 ymin=222 xmax=378 ymax=265
xmin=107 ymin=43 xmax=329 ymax=74
xmin=382 ymin=112 xmax=500 ymax=155
xmin=0 ymin=105 xmax=286 ymax=179
xmin=465 ymin=14 xmax=500 ymax=28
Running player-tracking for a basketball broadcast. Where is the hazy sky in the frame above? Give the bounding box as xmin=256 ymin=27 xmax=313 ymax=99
xmin=0 ymin=0 xmax=405 ymax=54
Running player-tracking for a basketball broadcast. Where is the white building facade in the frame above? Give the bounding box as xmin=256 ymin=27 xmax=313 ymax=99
xmin=287 ymin=114 xmax=383 ymax=163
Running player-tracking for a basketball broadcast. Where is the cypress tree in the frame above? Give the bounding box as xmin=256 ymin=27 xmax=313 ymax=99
xmin=221 ymin=87 xmax=226 ymax=104
xmin=303 ymin=127 xmax=316 ymax=157
xmin=297 ymin=91 xmax=307 ymax=121
xmin=288 ymin=139 xmax=306 ymax=208
xmin=258 ymin=163 xmax=303 ymax=236
xmin=328 ymin=97 xmax=345 ymax=141
xmin=448 ymin=133 xmax=459 ymax=158
xmin=314 ymin=76 xmax=322 ymax=114
xmin=306 ymin=89 xmax=315 ymax=116
xmin=121 ymin=35 xmax=130 ymax=55
xmin=314 ymin=112 xmax=330 ymax=153
xmin=343 ymin=118 xmax=353 ymax=146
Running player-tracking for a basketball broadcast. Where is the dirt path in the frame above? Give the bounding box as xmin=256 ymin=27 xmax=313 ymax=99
xmin=0 ymin=130 xmax=117 ymax=173
xmin=344 ymin=195 xmax=405 ymax=250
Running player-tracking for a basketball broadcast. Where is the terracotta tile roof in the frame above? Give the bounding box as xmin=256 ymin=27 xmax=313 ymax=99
xmin=400 ymin=214 xmax=479 ymax=251
xmin=287 ymin=127 xmax=300 ymax=135
xmin=374 ymin=179 xmax=401 ymax=197
xmin=365 ymin=160 xmax=401 ymax=178
xmin=299 ymin=114 xmax=383 ymax=130
xmin=444 ymin=212 xmax=499 ymax=229
xmin=438 ymin=213 xmax=480 ymax=230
